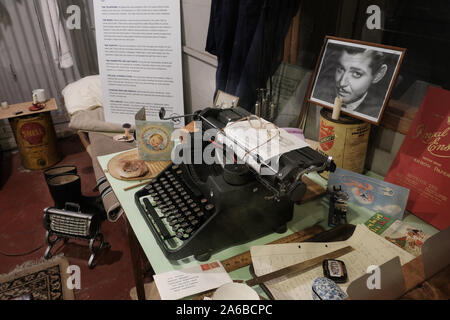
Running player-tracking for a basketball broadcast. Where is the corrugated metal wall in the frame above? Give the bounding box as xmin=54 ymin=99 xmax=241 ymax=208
xmin=0 ymin=0 xmax=98 ymax=150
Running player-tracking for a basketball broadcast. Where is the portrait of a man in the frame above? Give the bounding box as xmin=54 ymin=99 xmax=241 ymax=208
xmin=309 ymin=37 xmax=405 ymax=124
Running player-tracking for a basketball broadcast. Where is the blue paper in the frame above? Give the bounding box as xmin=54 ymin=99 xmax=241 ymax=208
xmin=328 ymin=168 xmax=410 ymax=221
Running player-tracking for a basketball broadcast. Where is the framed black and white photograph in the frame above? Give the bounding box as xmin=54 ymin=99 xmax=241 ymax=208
xmin=308 ymin=36 xmax=406 ymax=125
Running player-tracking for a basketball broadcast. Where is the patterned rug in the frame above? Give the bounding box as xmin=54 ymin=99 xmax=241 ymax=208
xmin=0 ymin=256 xmax=74 ymax=300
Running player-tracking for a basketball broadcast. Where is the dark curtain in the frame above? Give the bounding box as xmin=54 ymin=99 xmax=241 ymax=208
xmin=206 ymin=0 xmax=301 ymax=111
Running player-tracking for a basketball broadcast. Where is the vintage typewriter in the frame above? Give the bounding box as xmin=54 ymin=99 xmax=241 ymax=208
xmin=135 ymin=106 xmax=335 ymax=261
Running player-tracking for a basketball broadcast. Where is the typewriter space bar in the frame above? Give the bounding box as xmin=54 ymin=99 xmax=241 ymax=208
xmin=143 ymin=198 xmax=172 ymax=240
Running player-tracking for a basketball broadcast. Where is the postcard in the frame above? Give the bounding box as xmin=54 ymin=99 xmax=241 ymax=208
xmin=328 ymin=168 xmax=410 ymax=220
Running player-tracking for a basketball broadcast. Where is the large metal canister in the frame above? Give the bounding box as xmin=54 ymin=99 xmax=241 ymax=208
xmin=9 ymin=112 xmax=61 ymax=170
xmin=319 ymin=108 xmax=370 ymax=178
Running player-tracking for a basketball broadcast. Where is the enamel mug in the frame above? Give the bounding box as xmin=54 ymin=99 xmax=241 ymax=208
xmin=32 ymin=89 xmax=47 ymax=103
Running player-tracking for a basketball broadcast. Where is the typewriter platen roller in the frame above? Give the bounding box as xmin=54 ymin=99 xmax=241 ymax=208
xmin=135 ymin=107 xmax=335 ymax=261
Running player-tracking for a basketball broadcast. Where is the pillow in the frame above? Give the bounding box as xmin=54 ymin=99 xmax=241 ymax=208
xmin=62 ymin=75 xmax=103 ymax=115
xmin=68 ymin=107 xmax=126 ymax=133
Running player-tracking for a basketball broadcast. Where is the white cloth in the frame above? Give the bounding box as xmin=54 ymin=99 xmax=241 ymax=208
xmin=62 ymin=75 xmax=103 ymax=115
xmin=41 ymin=0 xmax=74 ymax=69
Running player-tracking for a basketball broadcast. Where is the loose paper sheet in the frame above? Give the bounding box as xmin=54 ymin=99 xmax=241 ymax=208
xmin=217 ymin=118 xmax=309 ymax=174
xmin=250 ymin=224 xmax=415 ymax=300
xmin=154 ymin=261 xmax=232 ymax=300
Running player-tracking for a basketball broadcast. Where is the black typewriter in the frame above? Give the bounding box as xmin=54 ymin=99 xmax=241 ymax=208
xmin=135 ymin=106 xmax=335 ymax=261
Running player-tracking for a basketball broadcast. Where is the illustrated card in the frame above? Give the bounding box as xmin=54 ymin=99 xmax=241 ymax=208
xmin=135 ymin=108 xmax=174 ymax=161
xmin=328 ymin=168 xmax=410 ymax=221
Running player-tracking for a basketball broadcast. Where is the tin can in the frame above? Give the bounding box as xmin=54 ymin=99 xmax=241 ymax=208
xmin=9 ymin=112 xmax=61 ymax=170
xmin=319 ymin=108 xmax=370 ymax=178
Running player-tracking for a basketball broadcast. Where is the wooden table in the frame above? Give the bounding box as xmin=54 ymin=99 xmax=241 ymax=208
xmin=0 ymin=98 xmax=61 ymax=169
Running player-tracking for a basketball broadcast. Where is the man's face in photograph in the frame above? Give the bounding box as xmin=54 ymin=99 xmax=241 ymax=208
xmin=334 ymin=50 xmax=384 ymax=104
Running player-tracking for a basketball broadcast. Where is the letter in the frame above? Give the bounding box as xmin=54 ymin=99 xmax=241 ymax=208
xmin=171 ymin=129 xmax=191 ymax=164
xmin=66 ymin=265 xmax=81 ymax=290
xmin=66 ymin=5 xmax=81 ymax=30
xmin=366 ymin=265 xmax=381 ymax=289
xmin=203 ymin=307 xmax=210 ymax=318
xmin=366 ymin=5 xmax=381 ymax=30
xmin=176 ymin=307 xmax=182 ymax=315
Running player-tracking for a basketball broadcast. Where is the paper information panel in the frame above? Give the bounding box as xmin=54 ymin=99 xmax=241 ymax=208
xmin=94 ymin=0 xmax=184 ymax=125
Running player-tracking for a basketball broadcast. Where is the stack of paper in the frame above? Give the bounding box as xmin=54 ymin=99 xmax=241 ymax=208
xmin=250 ymin=224 xmax=415 ymax=300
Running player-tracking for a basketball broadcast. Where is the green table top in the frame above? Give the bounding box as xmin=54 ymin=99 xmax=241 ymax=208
xmin=97 ymin=150 xmax=439 ymax=288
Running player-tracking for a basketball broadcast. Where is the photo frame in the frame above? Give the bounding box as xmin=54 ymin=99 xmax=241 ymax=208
xmin=306 ymin=36 xmax=406 ymax=125
xmin=213 ymin=90 xmax=239 ymax=109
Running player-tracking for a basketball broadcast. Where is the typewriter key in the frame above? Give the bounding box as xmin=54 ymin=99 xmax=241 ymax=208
xmin=188 ymin=215 xmax=195 ymax=221
xmin=181 ymin=207 xmax=188 ymax=212
xmin=177 ymin=233 xmax=189 ymax=240
xmin=165 ymin=211 xmax=177 ymax=218
xmin=185 ymin=211 xmax=193 ymax=217
xmin=193 ymin=207 xmax=200 ymax=212
xmin=191 ymin=219 xmax=199 ymax=226
xmin=160 ymin=177 xmax=167 ymax=181
xmin=172 ymin=224 xmax=181 ymax=232
xmin=169 ymin=219 xmax=179 ymax=226
xmin=185 ymin=227 xmax=194 ymax=235
xmin=201 ymin=198 xmax=208 ymax=204
xmin=176 ymin=170 xmax=182 ymax=175
xmin=205 ymin=204 xmax=215 ymax=211
xmin=172 ymin=195 xmax=180 ymax=200
xmin=181 ymin=222 xmax=189 ymax=228
xmin=186 ymin=199 xmax=194 ymax=204
xmin=172 ymin=165 xmax=179 ymax=170
xmin=196 ymin=211 xmax=205 ymax=218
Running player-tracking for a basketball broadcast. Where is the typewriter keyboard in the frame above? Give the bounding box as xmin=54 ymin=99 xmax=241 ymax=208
xmin=137 ymin=164 xmax=216 ymax=248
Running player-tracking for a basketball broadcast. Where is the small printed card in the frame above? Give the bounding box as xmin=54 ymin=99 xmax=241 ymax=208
xmin=153 ymin=261 xmax=233 ymax=300
xmin=328 ymin=168 xmax=410 ymax=221
xmin=365 ymin=212 xmax=395 ymax=235
xmin=365 ymin=213 xmax=431 ymax=257
xmin=135 ymin=108 xmax=174 ymax=161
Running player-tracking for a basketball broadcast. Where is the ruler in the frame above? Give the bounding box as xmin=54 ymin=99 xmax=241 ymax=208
xmin=246 ymin=245 xmax=355 ymax=287
xmin=221 ymin=225 xmax=324 ymax=273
